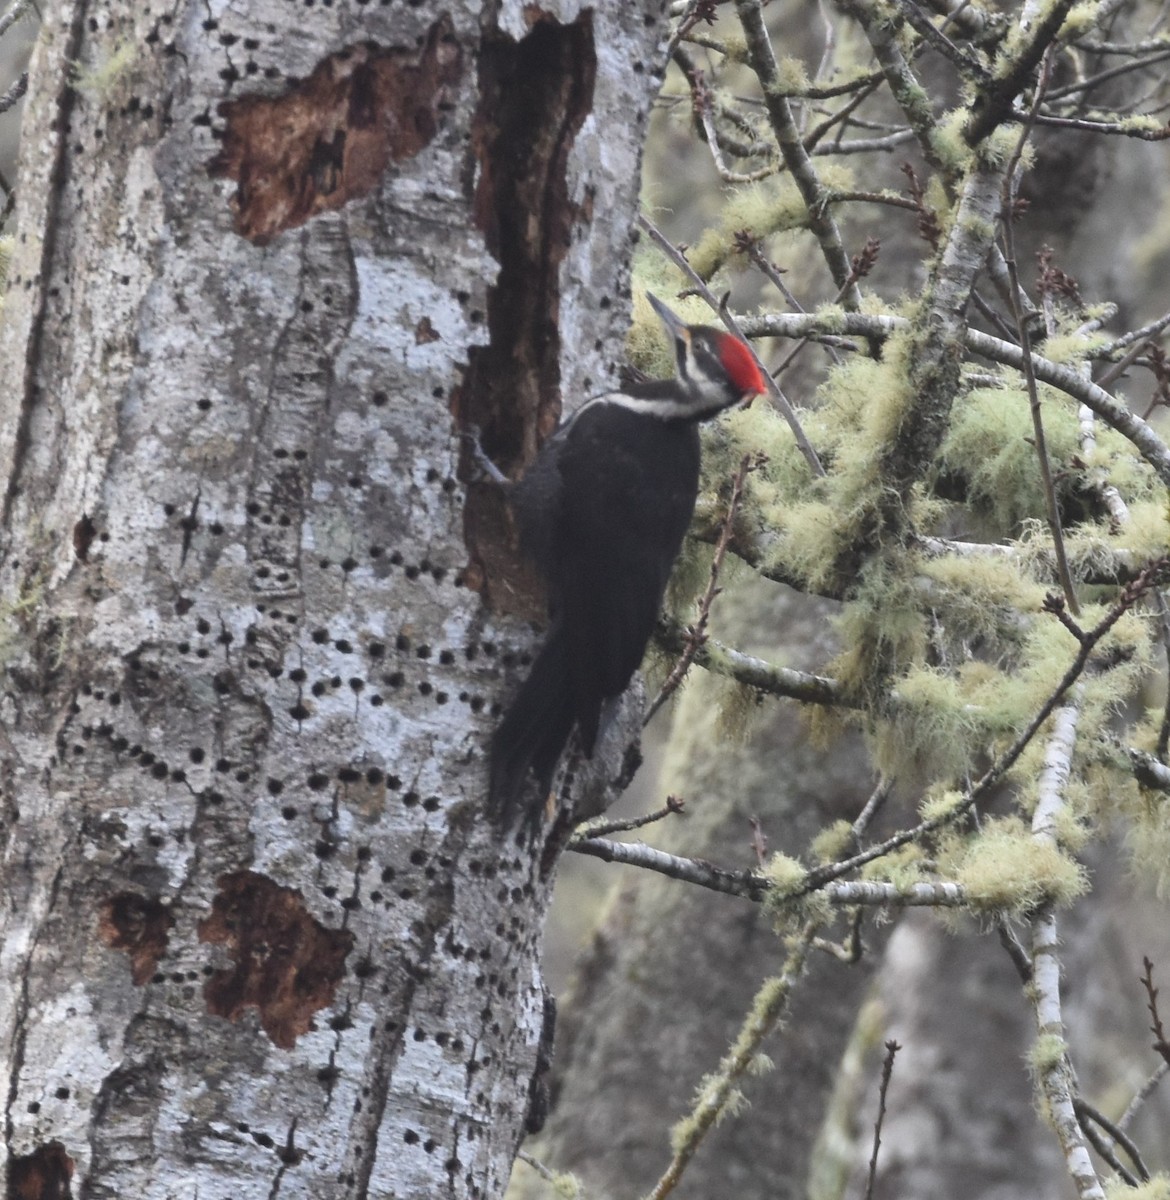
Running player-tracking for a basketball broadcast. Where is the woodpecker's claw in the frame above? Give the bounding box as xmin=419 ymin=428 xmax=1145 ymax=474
xmin=461 ymin=425 xmax=509 ymax=486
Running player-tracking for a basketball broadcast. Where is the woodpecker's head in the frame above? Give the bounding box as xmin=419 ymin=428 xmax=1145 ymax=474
xmin=647 ymin=292 xmax=768 ymax=417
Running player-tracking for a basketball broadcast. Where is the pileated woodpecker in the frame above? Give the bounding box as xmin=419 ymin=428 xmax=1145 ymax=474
xmin=489 ymin=293 xmax=767 ymax=828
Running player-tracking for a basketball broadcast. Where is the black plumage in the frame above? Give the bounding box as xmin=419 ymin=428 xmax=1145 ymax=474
xmin=488 ymin=295 xmax=767 ymax=829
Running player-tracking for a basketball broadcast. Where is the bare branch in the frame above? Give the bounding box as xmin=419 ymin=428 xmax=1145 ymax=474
xmin=864 ymin=1040 xmax=902 ymax=1200
xmin=1027 ymin=698 xmax=1106 ymax=1200
xmin=574 ymin=795 xmax=687 ymax=841
xmin=0 ymin=70 xmax=26 ymax=116
xmin=1073 ymin=1099 xmax=1150 ymax=1184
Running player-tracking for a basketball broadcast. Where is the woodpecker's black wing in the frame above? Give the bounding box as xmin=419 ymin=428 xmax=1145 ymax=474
xmin=554 ymin=400 xmax=702 ymax=753
xmin=488 ymin=392 xmax=703 ymax=829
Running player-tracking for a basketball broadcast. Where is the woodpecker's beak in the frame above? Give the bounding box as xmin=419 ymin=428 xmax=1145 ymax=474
xmin=646 ymin=292 xmax=691 ymax=350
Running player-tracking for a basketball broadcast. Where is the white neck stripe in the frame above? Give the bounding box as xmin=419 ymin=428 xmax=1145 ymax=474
xmin=588 ymin=392 xmax=694 ymax=419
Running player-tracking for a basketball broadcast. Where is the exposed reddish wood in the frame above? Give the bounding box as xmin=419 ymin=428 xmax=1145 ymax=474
xmin=199 ymin=871 xmax=354 ymax=1049
xmin=8 ymin=1142 xmax=74 ymax=1200
xmin=98 ymin=891 xmax=175 ymax=986
xmin=210 ymin=18 xmax=462 ymax=244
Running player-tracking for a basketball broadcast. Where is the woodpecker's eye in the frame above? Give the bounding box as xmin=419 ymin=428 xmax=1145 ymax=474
xmin=692 ymin=339 xmax=723 ymax=381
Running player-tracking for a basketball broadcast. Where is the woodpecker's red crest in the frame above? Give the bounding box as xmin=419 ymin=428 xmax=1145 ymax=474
xmin=715 ymin=331 xmax=767 ymax=397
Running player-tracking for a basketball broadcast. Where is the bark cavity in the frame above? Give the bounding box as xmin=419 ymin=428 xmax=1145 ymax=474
xmin=209 ymin=18 xmax=462 ymax=245
xmin=98 ymin=891 xmax=174 ymax=986
xmin=199 ymin=870 xmax=355 ymax=1049
xmin=7 ymin=1142 xmax=74 ymax=1199
xmin=459 ymin=10 xmax=596 ymax=609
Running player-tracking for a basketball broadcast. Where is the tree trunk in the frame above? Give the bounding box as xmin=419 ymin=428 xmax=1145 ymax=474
xmin=0 ymin=1 xmax=661 ymax=1195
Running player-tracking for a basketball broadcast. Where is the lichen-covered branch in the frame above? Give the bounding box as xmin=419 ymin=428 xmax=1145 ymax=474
xmin=1027 ymin=699 xmax=1107 ymax=1200
xmin=655 ymin=615 xmax=850 ymax=706
xmin=736 ymin=309 xmax=1170 ymax=487
xmin=733 ymin=0 xmax=862 ymax=307
xmin=568 ymin=835 xmax=969 ymax=907
xmin=643 ymin=921 xmax=819 ymax=1200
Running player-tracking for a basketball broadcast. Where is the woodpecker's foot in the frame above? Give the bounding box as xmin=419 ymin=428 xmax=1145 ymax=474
xmin=461 ymin=425 xmax=509 ymax=486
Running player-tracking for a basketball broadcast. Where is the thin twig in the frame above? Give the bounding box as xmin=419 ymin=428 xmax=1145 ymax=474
xmin=645 ymin=453 xmax=760 ymax=725
xmin=733 ymin=0 xmax=863 ymax=307
xmin=0 ymin=0 xmax=32 ymax=41
xmin=1073 ymin=1099 xmax=1150 ymax=1183
xmin=743 ymin=237 xmax=843 ymax=373
xmin=1117 ymin=1061 xmax=1169 ymax=1132
xmin=1074 ymin=1106 xmax=1140 ymax=1187
xmin=1022 ymin=110 xmax=1170 ymax=138
xmin=675 ymin=51 xmax=780 ymax=184
xmin=1140 ymin=956 xmax=1170 ymax=1066
xmin=864 ymin=1040 xmax=902 ymax=1200
xmin=998 ymin=921 xmax=1034 ymax=984
xmin=1095 ymin=310 xmax=1170 ymax=370
xmin=568 ymin=835 xmax=970 ymax=907
xmin=851 ymin=777 xmax=893 ymax=844
xmin=0 ymin=70 xmax=26 ymax=116
xmin=575 ymin=795 xmax=686 ymax=840
xmin=1000 ymin=51 xmax=1080 ymax=615
xmin=655 ymin=614 xmax=850 ymax=705
xmin=516 ymin=1151 xmax=559 ymax=1183
xmin=895 ymin=0 xmax=989 ymax=77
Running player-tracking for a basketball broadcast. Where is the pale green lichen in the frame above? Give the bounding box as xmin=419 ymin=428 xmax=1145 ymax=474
xmin=720 ymin=33 xmax=749 ymax=63
xmin=938 ymin=385 xmax=1082 ymax=532
xmin=774 ymin=55 xmax=810 ymax=93
xmin=1040 ymin=329 xmax=1108 ymax=364
xmin=1028 ymin=1031 xmax=1068 ymax=1078
xmin=1058 ymin=0 xmax=1104 ymax=36
xmin=860 ymin=843 xmax=926 ymax=890
xmin=1119 ymin=113 xmax=1165 ymax=134
xmin=919 ymin=788 xmax=966 ymax=822
xmin=763 ymin=852 xmax=808 ymax=897
xmin=918 ymin=552 xmax=1046 ymax=646
xmin=929 ymin=108 xmax=976 ymax=173
xmin=953 ymin=816 xmax=1089 ymax=914
xmin=878 ymin=667 xmax=984 ymax=780
xmin=1125 ymin=791 xmax=1170 ymax=898
xmin=73 ymin=40 xmax=137 ymax=97
xmin=810 ymin=820 xmax=854 ymax=864
xmin=0 ymin=235 xmax=13 ymax=290
xmin=1104 ymin=1175 xmax=1170 ymax=1200
xmin=689 ymin=181 xmax=812 ymax=280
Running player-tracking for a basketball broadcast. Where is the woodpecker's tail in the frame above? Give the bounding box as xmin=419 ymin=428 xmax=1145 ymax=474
xmin=489 ymin=623 xmax=577 ymax=831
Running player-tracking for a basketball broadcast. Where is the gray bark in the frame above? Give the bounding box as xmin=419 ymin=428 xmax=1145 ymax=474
xmin=0 ymin=1 xmax=661 ymax=1196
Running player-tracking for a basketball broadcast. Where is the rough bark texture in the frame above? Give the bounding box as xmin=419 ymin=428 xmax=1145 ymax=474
xmin=0 ymin=1 xmax=662 ymax=1196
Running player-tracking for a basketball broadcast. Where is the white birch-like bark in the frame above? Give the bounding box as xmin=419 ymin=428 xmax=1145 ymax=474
xmin=0 ymin=1 xmax=661 ymax=1195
